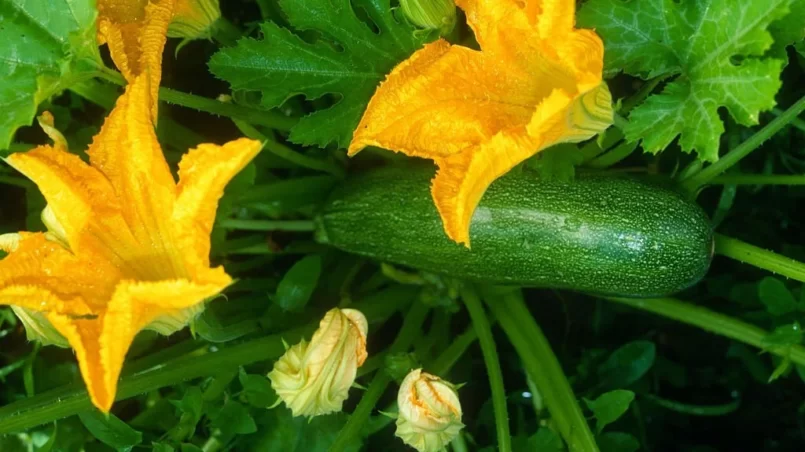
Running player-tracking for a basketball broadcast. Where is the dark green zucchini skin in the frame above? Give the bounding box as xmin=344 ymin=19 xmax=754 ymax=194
xmin=315 ymin=165 xmax=713 ymax=297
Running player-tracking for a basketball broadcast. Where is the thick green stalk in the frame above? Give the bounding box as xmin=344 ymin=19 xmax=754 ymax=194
xmin=217 ymin=219 xmax=316 ymax=232
xmin=681 ymin=95 xmax=805 ymax=193
xmin=232 ymin=119 xmax=344 ymax=176
xmin=484 ymin=290 xmax=598 ymax=452
xmin=715 ymin=234 xmax=805 ymax=283
xmin=604 ymin=296 xmax=805 ymax=366
xmin=328 ymin=302 xmax=431 ymax=452
xmin=0 ymin=326 xmax=310 ymax=434
xmin=709 ymin=174 xmax=805 ymax=185
xmin=461 ymin=287 xmax=511 ymax=452
xmin=96 ymin=68 xmax=297 ymax=131
xmin=0 ymin=291 xmax=410 ymax=433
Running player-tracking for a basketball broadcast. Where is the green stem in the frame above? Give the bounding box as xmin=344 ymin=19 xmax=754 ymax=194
xmin=586 ymin=140 xmax=639 ymax=169
xmin=96 ymin=68 xmax=297 ymax=131
xmin=328 ymin=302 xmax=430 ymax=452
xmin=613 ymin=113 xmax=628 ymax=131
xmin=0 ymin=326 xmax=310 ymax=434
xmin=603 ymin=296 xmax=805 ymax=366
xmin=681 ymin=95 xmax=805 ymax=193
xmin=772 ymin=107 xmax=805 ymax=133
xmin=715 ymin=234 xmax=805 ymax=283
xmin=233 ymin=120 xmax=344 ymax=176
xmin=70 ymin=79 xmax=209 ymax=152
xmin=218 ymin=219 xmax=316 ymax=232
xmin=461 ymin=287 xmax=511 ymax=452
xmin=709 ymin=174 xmax=805 ymax=185
xmin=451 ymin=433 xmax=470 ymax=452
xmin=430 ymin=326 xmax=477 ymax=377
xmin=484 ymin=289 xmax=598 ymax=452
xmin=620 ymin=76 xmax=667 ymax=114
xmin=0 ymin=293 xmax=407 ymax=434
xmin=210 ymin=17 xmax=243 ymax=47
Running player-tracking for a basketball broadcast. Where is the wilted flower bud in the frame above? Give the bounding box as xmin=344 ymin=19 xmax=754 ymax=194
xmin=396 ymin=369 xmax=464 ymax=452
xmin=400 ymin=0 xmax=456 ymax=35
xmin=168 ymin=0 xmax=221 ymax=40
xmin=268 ymin=308 xmax=368 ymax=417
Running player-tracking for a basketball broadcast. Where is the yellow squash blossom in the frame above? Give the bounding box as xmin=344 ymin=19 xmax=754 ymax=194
xmin=395 ymin=369 xmax=464 ymax=452
xmin=0 ymin=0 xmax=260 ymax=412
xmin=0 ymin=76 xmax=261 ymax=412
xmin=268 ymin=308 xmax=368 ymax=417
xmin=96 ymin=0 xmax=222 ymax=116
xmin=349 ymin=0 xmax=613 ymax=246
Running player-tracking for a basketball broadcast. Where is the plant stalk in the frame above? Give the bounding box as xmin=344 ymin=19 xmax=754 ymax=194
xmin=604 ymin=296 xmax=805 ymax=366
xmin=681 ymin=95 xmax=805 ymax=193
xmin=461 ymin=286 xmax=511 ymax=452
xmin=484 ymin=289 xmax=599 ymax=452
xmin=715 ymin=234 xmax=805 ymax=283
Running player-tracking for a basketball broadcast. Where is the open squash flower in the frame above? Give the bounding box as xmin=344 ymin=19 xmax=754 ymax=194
xmin=349 ymin=0 xmax=613 ymax=246
xmin=268 ymin=308 xmax=369 ymax=418
xmin=0 ymin=76 xmax=262 ymax=412
xmin=0 ymin=0 xmax=260 ymax=412
xmin=395 ymin=369 xmax=464 ymax=452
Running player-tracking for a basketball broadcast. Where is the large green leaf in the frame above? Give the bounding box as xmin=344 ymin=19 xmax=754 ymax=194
xmin=208 ymin=0 xmax=435 ymax=149
xmin=578 ymin=0 xmax=797 ymax=161
xmin=0 ymin=0 xmax=102 ymax=150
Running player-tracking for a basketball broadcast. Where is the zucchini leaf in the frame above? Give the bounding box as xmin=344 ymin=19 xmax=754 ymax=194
xmin=0 ymin=0 xmax=102 ymax=150
xmin=578 ymin=0 xmax=798 ymax=162
xmin=208 ymin=0 xmax=436 ymax=149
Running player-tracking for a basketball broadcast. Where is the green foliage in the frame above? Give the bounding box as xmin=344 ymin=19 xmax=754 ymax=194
xmin=3 ymin=1 xmax=805 ymax=451
xmin=598 ymin=432 xmax=640 ymax=452
xmin=596 ymin=340 xmax=656 ymax=391
xmin=0 ymin=0 xmax=102 ymax=149
xmin=78 ymin=410 xmax=143 ymax=451
xmin=208 ymin=0 xmax=436 ymax=149
xmin=528 ymin=428 xmax=565 ymax=450
xmin=584 ymin=390 xmax=635 ymax=434
xmin=578 ymin=0 xmax=797 ymax=161
xmin=758 ymin=277 xmax=802 ymax=315
xmin=528 ymin=144 xmax=583 ymax=182
xmin=274 ymin=254 xmax=322 ymax=311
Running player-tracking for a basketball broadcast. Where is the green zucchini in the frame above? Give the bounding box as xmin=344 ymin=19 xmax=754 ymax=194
xmin=314 ymin=165 xmax=713 ymax=297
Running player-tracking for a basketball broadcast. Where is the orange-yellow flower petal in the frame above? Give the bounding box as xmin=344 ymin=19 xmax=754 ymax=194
xmin=1 ymin=73 xmax=262 ymax=412
xmin=97 ymin=0 xmax=175 ymax=118
xmin=349 ymin=0 xmax=613 ymax=246
xmin=174 ymin=138 xmax=264 ymax=272
xmin=0 ymin=233 xmax=114 ymax=315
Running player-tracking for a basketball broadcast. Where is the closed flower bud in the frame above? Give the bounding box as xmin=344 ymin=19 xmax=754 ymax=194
xmin=400 ymin=0 xmax=456 ymax=34
xmin=169 ymin=0 xmax=221 ymax=40
xmin=268 ymin=308 xmax=368 ymax=417
xmin=396 ymin=369 xmax=464 ymax=452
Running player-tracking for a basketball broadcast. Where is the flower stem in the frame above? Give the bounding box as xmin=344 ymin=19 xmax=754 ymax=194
xmin=715 ymin=233 xmax=805 ymax=283
xmin=681 ymin=95 xmax=805 ymax=194
xmin=96 ymin=67 xmax=297 ymax=131
xmin=709 ymin=174 xmax=805 ymax=185
xmin=233 ymin=119 xmax=345 ymax=176
xmin=603 ymin=296 xmax=805 ymax=366
xmin=0 ymin=291 xmax=408 ymax=434
xmin=328 ymin=302 xmax=430 ymax=452
xmin=772 ymin=107 xmax=805 ymax=133
xmin=484 ymin=289 xmax=599 ymax=452
xmin=217 ymin=219 xmax=316 ymax=232
xmin=461 ymin=286 xmax=511 ymax=452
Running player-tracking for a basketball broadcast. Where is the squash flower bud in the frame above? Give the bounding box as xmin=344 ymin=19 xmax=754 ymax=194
xmin=396 ymin=369 xmax=464 ymax=452
xmin=168 ymin=0 xmax=222 ymax=40
xmin=268 ymin=308 xmax=368 ymax=417
xmin=400 ymin=0 xmax=456 ymax=35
